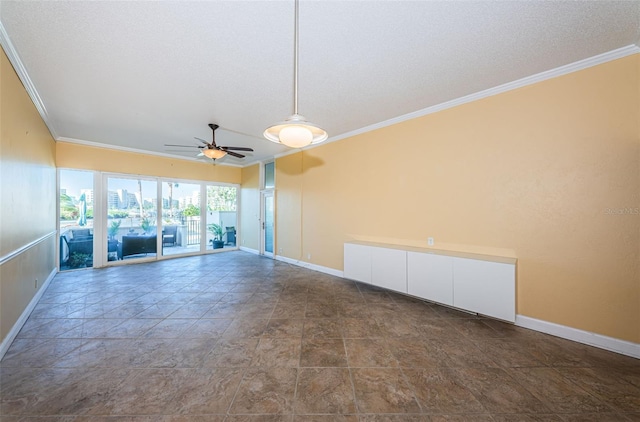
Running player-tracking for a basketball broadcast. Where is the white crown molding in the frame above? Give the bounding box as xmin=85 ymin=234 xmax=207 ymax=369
xmin=2 ymin=16 xmax=637 ymax=169
xmin=251 ymin=44 xmax=640 ymax=167
xmin=57 ymin=137 xmax=243 ymax=168
xmin=0 ymin=21 xmax=58 ymax=139
xmin=315 ymin=44 xmax=640 ymax=149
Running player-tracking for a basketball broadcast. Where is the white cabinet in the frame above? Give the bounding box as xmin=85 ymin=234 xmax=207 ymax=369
xmin=344 ymin=242 xmax=516 ymax=323
xmin=343 ymin=243 xmax=372 ymax=283
xmin=372 ymin=247 xmax=407 ymax=293
xmin=453 ymin=258 xmax=515 ymax=322
xmin=407 ymin=252 xmax=453 ymax=306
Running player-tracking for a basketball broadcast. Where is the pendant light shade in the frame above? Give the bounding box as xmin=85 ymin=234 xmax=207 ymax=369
xmin=264 ymin=0 xmax=327 ymax=148
xmin=203 ymin=149 xmax=227 ymax=159
xmin=264 ymin=114 xmax=327 ymax=148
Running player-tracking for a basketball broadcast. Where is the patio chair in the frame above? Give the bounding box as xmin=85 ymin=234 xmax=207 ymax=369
xmin=118 ymin=235 xmax=157 ymax=259
xmin=225 ymin=226 xmax=236 ymax=246
xmin=71 ymin=229 xmax=92 ymax=240
xmin=162 ymin=225 xmax=177 ymax=247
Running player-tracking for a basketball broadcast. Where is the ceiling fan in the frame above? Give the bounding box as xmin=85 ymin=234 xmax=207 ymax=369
xmin=165 ymin=123 xmax=254 ymax=160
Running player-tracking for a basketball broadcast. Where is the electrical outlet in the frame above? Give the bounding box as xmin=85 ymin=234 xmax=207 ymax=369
xmin=307 ymin=253 xmax=311 ymax=260
xmin=35 ymin=279 xmax=38 ymax=288
xmin=278 ymin=248 xmax=283 ymax=254
xmin=428 ymin=237 xmax=434 ymax=246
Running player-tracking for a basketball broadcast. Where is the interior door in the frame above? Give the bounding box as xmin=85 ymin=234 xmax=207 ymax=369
xmin=261 ymin=191 xmax=274 ymax=257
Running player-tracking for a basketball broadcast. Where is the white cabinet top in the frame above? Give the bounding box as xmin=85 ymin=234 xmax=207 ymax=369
xmin=345 ymin=241 xmax=517 ymax=265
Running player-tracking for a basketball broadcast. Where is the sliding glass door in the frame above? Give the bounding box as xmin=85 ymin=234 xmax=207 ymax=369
xmin=161 ymin=181 xmax=201 ymax=257
xmin=106 ymin=176 xmax=158 ymax=263
xmin=60 ymin=171 xmax=239 ymax=269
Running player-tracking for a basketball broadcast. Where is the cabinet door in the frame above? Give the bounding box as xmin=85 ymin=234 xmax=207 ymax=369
xmin=453 ymin=258 xmax=515 ymax=322
xmin=407 ymin=252 xmax=453 ymax=306
xmin=344 ymin=243 xmax=372 ymax=283
xmin=371 ymin=247 xmax=407 ymax=293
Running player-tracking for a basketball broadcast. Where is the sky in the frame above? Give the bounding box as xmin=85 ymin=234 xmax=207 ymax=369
xmin=59 ymin=169 xmax=202 ymax=200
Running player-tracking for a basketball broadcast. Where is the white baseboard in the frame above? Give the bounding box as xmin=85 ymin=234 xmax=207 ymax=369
xmin=516 ymin=315 xmax=640 ymax=359
xmin=0 ymin=267 xmax=57 ymax=360
xmin=275 ymin=255 xmax=344 ymax=278
xmin=239 ymin=246 xmax=259 ymax=255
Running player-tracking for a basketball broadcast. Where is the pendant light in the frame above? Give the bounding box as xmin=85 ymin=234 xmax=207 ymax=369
xmin=264 ymin=0 xmax=327 ymax=148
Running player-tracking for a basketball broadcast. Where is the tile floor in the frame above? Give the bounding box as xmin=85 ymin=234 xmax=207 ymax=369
xmin=1 ymin=251 xmax=639 ymax=421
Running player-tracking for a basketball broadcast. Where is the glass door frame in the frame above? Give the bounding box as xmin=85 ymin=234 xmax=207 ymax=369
xmin=260 ymin=189 xmax=274 ymax=258
xmin=102 ymin=173 xmax=160 ymax=267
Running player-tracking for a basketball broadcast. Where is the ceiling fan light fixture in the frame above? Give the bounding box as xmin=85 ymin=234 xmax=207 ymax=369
xmin=203 ymin=148 xmax=227 ymax=159
xmin=264 ymin=114 xmax=327 ymax=148
xmin=264 ymin=0 xmax=327 ymax=149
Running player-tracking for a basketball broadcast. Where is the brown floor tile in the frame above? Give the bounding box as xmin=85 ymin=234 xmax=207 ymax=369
xmin=150 ymin=337 xmax=218 ymax=368
xmin=293 ymin=416 xmax=357 ymax=422
xmin=351 ymin=368 xmax=421 ymax=414
xmin=474 ymin=338 xmax=543 ymax=368
xmin=511 ymin=367 xmax=612 ymax=413
xmin=357 ymin=416 xmax=429 ymax=421
xmin=181 ymin=318 xmax=233 ymax=338
xmin=430 ymin=417 xmax=494 ymax=422
xmin=560 ymin=414 xmax=636 ymax=421
xmin=272 ymin=302 xmax=307 ymax=319
xmin=306 ymin=302 xmax=341 ymax=318
xmin=227 ymin=416 xmax=293 ymax=422
xmin=402 ymin=367 xmax=486 ymax=414
xmin=203 ymin=338 xmax=259 ymax=367
xmin=303 ymin=319 xmax=343 ymax=339
xmin=295 ymin=367 xmax=356 ymax=414
xmin=342 ymin=318 xmax=385 ymax=338
xmin=170 ymin=367 xmax=245 ymax=414
xmin=345 ymin=339 xmax=399 ymax=367
xmin=490 ymin=415 xmax=563 ymax=422
xmin=222 ymin=318 xmax=270 ymax=339
xmin=251 ymin=338 xmax=302 ymax=367
xmin=386 ymin=338 xmax=449 ymax=368
xmin=3 ymin=252 xmax=638 ymax=421
xmin=263 ymin=319 xmax=304 ymax=338
xmin=450 ymin=367 xmax=551 ymax=414
xmin=300 ymin=338 xmax=348 ymax=367
xmin=556 ymin=367 xmax=640 ymax=412
xmin=230 ymin=367 xmax=297 ymax=414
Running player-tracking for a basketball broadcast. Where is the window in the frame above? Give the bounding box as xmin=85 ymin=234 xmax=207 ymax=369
xmin=59 ymin=169 xmax=94 ymax=270
xmin=264 ymin=161 xmax=275 ymax=189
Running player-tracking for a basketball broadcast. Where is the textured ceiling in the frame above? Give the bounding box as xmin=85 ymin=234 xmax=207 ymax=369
xmin=1 ymin=1 xmax=639 ymax=166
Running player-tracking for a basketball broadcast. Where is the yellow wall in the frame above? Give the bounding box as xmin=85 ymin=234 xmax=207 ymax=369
xmin=240 ymin=164 xmax=260 ymax=251
xmin=0 ymin=47 xmax=57 ymax=341
xmin=276 ymin=153 xmax=304 ymax=259
xmin=276 ymin=54 xmax=640 ymax=343
xmin=56 ymin=142 xmax=241 ymax=184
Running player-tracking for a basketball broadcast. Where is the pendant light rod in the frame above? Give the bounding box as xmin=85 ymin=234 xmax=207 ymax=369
xmin=293 ymin=0 xmax=299 ymax=116
xmin=263 ymin=0 xmax=328 ymax=148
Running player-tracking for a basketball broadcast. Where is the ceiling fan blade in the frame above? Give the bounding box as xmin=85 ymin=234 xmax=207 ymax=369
xmin=220 ymin=146 xmax=254 ymax=152
xmin=225 ymin=150 xmax=245 ymax=159
xmin=197 ymin=152 xmax=204 ymax=157
xmin=194 ymin=137 xmax=210 ymax=146
xmin=165 ymin=144 xmax=198 ymax=148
